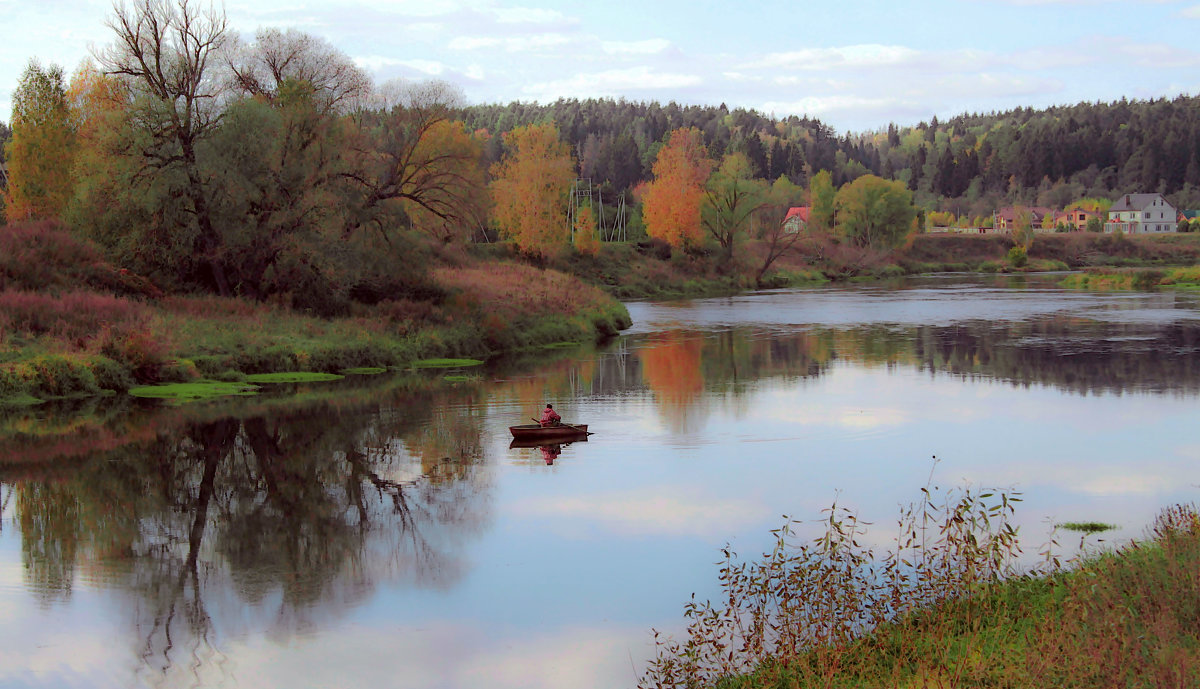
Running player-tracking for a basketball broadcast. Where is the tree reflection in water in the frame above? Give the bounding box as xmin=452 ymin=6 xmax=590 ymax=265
xmin=633 ymin=315 xmax=1200 ymax=431
xmin=4 ymin=395 xmax=492 ymax=684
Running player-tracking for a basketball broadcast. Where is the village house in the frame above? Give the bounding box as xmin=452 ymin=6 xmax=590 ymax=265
xmin=1105 ymin=193 xmax=1176 ymax=234
xmin=782 ymin=206 xmax=809 ymax=234
xmin=991 ymin=207 xmax=1055 ymax=233
xmin=1055 ymin=208 xmax=1100 ymax=232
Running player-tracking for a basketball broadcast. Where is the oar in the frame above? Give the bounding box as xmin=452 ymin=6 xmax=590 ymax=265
xmin=530 ymin=417 xmax=593 ymax=435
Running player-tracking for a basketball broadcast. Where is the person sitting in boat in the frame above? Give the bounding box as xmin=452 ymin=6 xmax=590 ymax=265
xmin=539 ymin=403 xmax=561 ymax=427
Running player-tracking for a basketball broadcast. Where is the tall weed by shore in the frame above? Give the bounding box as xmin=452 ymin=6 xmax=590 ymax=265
xmin=641 ymin=486 xmax=1031 ymax=689
xmin=642 ymin=487 xmax=1200 ymax=689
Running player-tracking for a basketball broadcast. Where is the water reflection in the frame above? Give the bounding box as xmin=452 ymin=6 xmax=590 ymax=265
xmin=626 ymin=303 xmax=1200 ymax=433
xmin=508 ymin=440 xmax=589 ymax=465
xmin=3 ymin=394 xmax=493 ymax=686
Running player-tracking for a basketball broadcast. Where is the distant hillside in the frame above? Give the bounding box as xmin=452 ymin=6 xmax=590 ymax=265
xmin=459 ymin=95 xmax=1200 ymax=216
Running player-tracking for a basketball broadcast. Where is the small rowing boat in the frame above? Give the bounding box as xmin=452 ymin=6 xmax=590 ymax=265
xmin=509 ymin=423 xmax=589 ymax=441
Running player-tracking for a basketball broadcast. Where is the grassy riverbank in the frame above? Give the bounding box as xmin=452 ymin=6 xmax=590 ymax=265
xmin=1060 ymin=265 xmax=1200 ymax=290
xmin=0 ymin=221 xmax=630 ymax=407
xmin=642 ymin=489 xmax=1200 ymax=689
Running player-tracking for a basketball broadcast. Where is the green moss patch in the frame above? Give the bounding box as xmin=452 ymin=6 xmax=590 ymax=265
xmin=244 ymin=372 xmax=345 ymax=383
xmin=442 ymin=374 xmax=471 ymax=382
xmin=340 ymin=367 xmax=388 ymax=375
xmin=411 ymin=358 xmax=485 ymax=369
xmin=129 ymin=381 xmax=260 ymax=402
xmin=0 ymin=393 xmax=45 ymax=408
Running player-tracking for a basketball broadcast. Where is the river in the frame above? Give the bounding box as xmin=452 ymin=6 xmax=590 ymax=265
xmin=2 ymin=273 xmax=1199 ymax=688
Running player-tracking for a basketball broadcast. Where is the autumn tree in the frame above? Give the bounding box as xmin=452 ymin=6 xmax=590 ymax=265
xmin=226 ymin=27 xmax=371 ymax=114
xmin=573 ymin=203 xmax=601 ymax=255
xmin=342 ymin=80 xmax=489 ymax=243
xmin=63 ymin=61 xmax=133 ymax=243
xmin=702 ymin=152 xmax=764 ymax=264
xmin=396 ymin=119 xmax=489 ymax=244
xmin=489 ymin=122 xmax=575 ymax=257
xmin=3 ymin=61 xmax=77 ymax=221
xmin=97 ymin=0 xmax=233 ymax=294
xmin=642 ymin=127 xmax=713 ymax=249
xmin=834 ymin=174 xmax=916 ymax=250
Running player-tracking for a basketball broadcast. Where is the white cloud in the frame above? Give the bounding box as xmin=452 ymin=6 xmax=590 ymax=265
xmin=748 ymin=44 xmax=921 ymax=71
xmin=1113 ymin=41 xmax=1200 ymax=68
xmin=353 ymin=55 xmax=405 ymax=71
xmin=493 ymin=7 xmax=572 ymax=24
xmin=601 ymin=38 xmax=671 ymax=55
xmin=399 ymin=59 xmax=448 ymax=76
xmin=449 ymin=36 xmax=502 ymax=50
xmin=722 ymin=71 xmax=762 ymax=83
xmin=524 ymin=66 xmax=703 ymax=100
xmin=1183 ymin=5 xmax=1200 ymax=18
xmin=512 ymin=487 xmax=768 ymax=538
xmin=449 ymin=33 xmax=571 ymax=52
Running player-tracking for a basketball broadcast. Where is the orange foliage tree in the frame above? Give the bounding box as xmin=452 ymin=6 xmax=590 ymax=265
xmin=489 ymin=122 xmax=576 ymax=257
xmin=642 ymin=127 xmax=713 ymax=249
xmin=4 ymin=61 xmax=77 ymax=222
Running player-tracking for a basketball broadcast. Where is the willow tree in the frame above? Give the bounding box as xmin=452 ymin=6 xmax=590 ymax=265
xmin=3 ymin=61 xmax=77 ymax=221
xmin=834 ymin=174 xmax=916 ymax=250
xmin=489 ymin=122 xmax=575 ymax=257
xmin=702 ymin=152 xmax=764 ymax=264
xmin=97 ymin=0 xmax=233 ymax=294
xmin=225 ymin=27 xmax=371 ymax=115
xmin=342 ymin=80 xmax=489 ymax=244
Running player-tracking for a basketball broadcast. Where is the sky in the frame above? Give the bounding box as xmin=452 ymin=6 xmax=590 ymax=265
xmin=4 ymin=0 xmax=1200 ymax=133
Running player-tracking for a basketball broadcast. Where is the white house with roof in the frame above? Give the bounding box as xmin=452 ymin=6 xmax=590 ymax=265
xmin=1105 ymin=193 xmax=1176 ymax=234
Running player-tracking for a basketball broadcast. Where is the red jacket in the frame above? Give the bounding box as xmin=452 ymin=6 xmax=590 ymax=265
xmin=540 ymin=407 xmax=561 ymax=426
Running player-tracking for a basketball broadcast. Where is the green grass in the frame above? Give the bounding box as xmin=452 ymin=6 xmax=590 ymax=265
xmin=341 ymin=367 xmax=388 ymax=375
xmin=410 ymin=358 xmax=485 ymax=368
xmin=244 ymin=372 xmax=345 ymax=383
xmin=442 ymin=374 xmax=472 ymax=382
xmin=128 ymin=381 xmax=260 ymax=402
xmin=541 ymin=341 xmax=583 ymax=349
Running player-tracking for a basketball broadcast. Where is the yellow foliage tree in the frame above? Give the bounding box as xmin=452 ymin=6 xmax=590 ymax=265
xmin=489 ymin=122 xmax=576 ymax=257
xmin=642 ymin=127 xmax=713 ymax=249
xmin=64 ymin=61 xmax=131 ymax=236
xmin=403 ymin=120 xmax=488 ymax=243
xmin=4 ymin=61 xmax=77 ymax=221
xmin=573 ymin=204 xmax=600 ymax=255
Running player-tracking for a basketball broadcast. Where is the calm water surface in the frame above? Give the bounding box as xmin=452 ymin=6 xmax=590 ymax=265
xmin=2 ymin=274 xmax=1199 ymax=688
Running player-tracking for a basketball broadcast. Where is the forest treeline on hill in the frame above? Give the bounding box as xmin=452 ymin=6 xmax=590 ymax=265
xmin=458 ymin=95 xmax=1200 ymax=219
